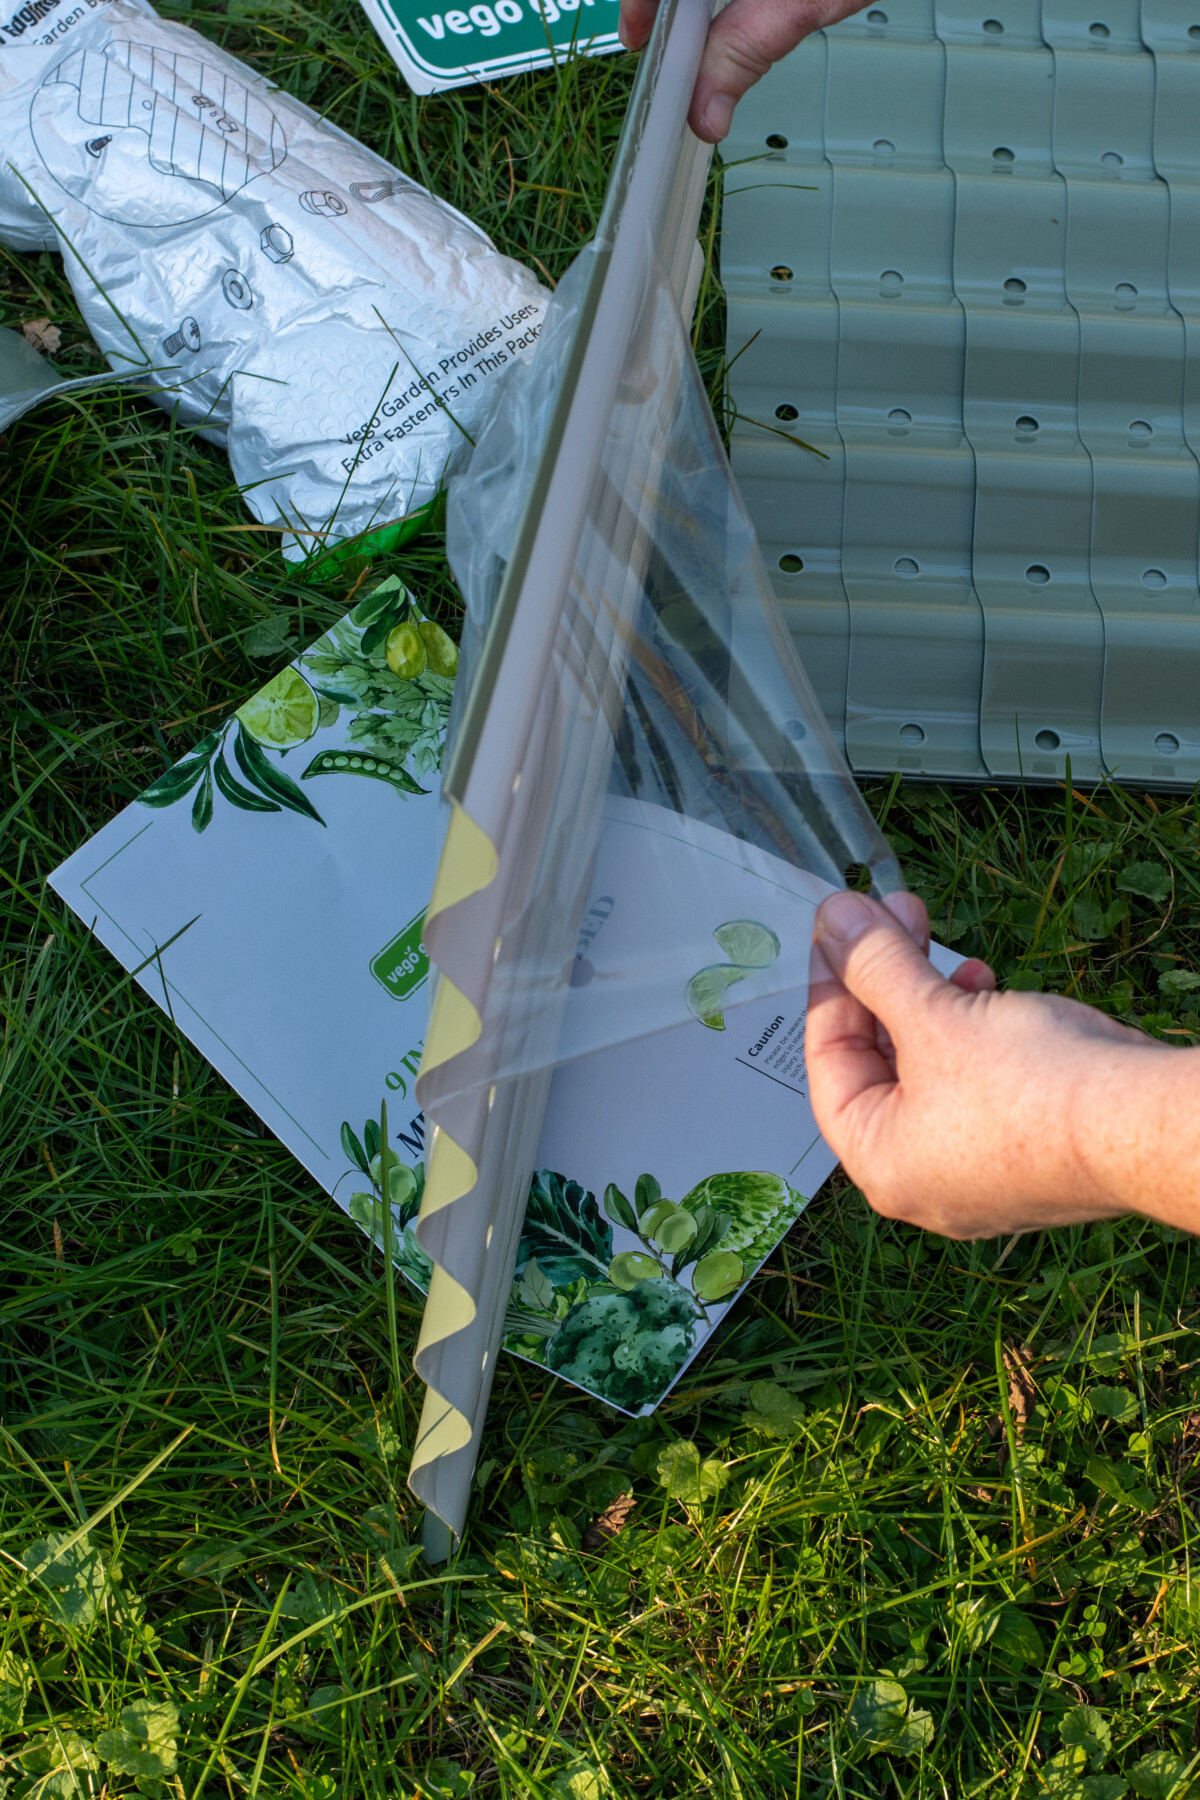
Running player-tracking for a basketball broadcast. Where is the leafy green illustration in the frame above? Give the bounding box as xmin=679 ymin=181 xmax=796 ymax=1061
xmin=685 ymin=918 xmax=782 ymax=1030
xmin=341 ymin=1121 xmax=370 ymax=1177
xmin=516 ymin=1170 xmax=614 ymax=1285
xmin=692 ymin=1249 xmax=744 ymax=1302
xmin=232 ymin=724 xmax=325 ymax=824
xmin=608 ymin=1251 xmax=663 ymax=1290
xmin=135 ymin=578 xmax=455 ymax=830
xmin=545 ymin=1282 xmax=698 ymax=1410
xmin=680 ymin=1171 xmax=806 ymax=1267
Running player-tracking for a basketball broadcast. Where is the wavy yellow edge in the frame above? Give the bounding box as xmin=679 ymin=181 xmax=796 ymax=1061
xmin=408 ymin=801 xmax=501 ymax=1495
xmin=427 ymin=800 xmax=499 ymax=924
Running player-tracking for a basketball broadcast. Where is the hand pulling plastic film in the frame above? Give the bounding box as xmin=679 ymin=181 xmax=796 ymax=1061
xmin=407 ymin=0 xmax=901 ymax=1540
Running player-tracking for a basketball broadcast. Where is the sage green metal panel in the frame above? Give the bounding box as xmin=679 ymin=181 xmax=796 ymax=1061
xmin=1045 ymin=0 xmax=1200 ymax=783
xmin=722 ymin=0 xmax=1200 ymax=786
xmin=722 ymin=41 xmax=851 ymax=747
xmin=824 ymin=18 xmax=986 ymax=775
xmin=940 ymin=7 xmax=1106 ymax=778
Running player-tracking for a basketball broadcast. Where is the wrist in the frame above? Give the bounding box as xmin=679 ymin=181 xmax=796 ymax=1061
xmin=1070 ymin=1039 xmax=1200 ymax=1228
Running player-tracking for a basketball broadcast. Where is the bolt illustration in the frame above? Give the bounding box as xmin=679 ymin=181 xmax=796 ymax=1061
xmin=162 ymin=316 xmax=202 ymax=356
xmin=299 ymin=190 xmax=347 ymax=217
xmin=221 ymin=269 xmax=253 ymax=310
xmin=85 ymin=135 xmax=111 ymax=158
xmin=260 ymin=223 xmax=294 ymax=263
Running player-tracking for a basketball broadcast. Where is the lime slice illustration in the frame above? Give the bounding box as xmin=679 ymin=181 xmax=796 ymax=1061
xmin=385 ymin=622 xmax=428 ymax=680
xmin=713 ymin=920 xmax=781 ymax=969
xmin=236 ymin=668 xmax=320 ymax=748
xmin=685 ymin=963 xmax=748 ymax=1031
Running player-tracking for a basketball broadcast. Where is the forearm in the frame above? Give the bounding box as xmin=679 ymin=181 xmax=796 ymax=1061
xmin=1072 ymin=1042 xmax=1200 ymax=1232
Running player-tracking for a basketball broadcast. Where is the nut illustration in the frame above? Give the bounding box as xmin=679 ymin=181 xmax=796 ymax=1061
xmin=162 ymin=316 xmax=202 ymax=356
xmin=221 ymin=268 xmax=254 ymax=310
xmin=260 ymin=222 xmax=294 ymax=263
xmin=298 ymin=190 xmax=347 ymax=217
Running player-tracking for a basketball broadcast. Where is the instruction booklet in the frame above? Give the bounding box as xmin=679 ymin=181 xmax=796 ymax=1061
xmin=50 ymin=588 xmax=952 ymax=1414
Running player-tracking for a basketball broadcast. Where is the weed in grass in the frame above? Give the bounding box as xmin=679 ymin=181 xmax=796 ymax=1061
xmin=4 ymin=2 xmax=1200 ymax=1793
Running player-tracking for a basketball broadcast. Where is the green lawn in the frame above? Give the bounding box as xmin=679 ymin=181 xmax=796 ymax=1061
xmin=4 ymin=5 xmax=1200 ymax=1795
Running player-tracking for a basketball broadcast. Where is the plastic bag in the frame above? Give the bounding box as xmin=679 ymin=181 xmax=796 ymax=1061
xmin=0 ymin=0 xmax=548 ymax=562
xmin=408 ymin=0 xmax=902 ymax=1540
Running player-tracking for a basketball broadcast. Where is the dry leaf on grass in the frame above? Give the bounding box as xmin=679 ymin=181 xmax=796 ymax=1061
xmin=581 ymin=1492 xmax=636 ymax=1552
xmin=21 ymin=319 xmax=61 ymax=355
xmin=1003 ymin=1343 xmax=1037 ymax=1437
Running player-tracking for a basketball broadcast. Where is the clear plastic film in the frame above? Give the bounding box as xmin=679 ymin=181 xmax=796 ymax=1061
xmin=409 ymin=0 xmax=902 ymax=1541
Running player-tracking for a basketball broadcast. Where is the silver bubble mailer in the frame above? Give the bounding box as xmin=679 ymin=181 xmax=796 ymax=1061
xmin=0 ymin=0 xmax=548 ymax=560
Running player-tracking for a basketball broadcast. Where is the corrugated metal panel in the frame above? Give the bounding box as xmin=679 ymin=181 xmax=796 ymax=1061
xmin=723 ymin=0 xmax=1200 ymax=786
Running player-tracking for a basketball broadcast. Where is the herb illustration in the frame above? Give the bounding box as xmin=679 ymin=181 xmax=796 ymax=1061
xmin=685 ymin=919 xmax=781 ymax=1029
xmin=338 ymin=1105 xmax=808 ymax=1414
xmin=136 ymin=578 xmax=457 ymax=832
xmin=340 ymin=1115 xmax=432 ymax=1293
xmin=299 ymin=577 xmax=457 ymax=795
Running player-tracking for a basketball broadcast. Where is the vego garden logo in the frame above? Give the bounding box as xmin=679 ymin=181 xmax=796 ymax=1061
xmin=370 ymin=911 xmax=429 ymax=1002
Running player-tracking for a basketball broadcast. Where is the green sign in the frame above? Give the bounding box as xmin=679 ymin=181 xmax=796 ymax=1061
xmin=358 ymin=0 xmax=621 ymax=94
xmin=371 ymin=910 xmax=430 ymax=1002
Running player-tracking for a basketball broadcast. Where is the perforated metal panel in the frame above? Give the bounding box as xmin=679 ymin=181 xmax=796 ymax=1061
xmin=722 ymin=0 xmax=1200 ymax=786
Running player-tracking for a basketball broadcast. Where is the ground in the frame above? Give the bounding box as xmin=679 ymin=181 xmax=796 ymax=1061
xmin=3 ymin=3 xmax=1200 ymax=1795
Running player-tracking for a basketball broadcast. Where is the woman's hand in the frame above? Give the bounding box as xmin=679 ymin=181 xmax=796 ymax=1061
xmin=619 ymin=0 xmax=878 ymax=143
xmin=804 ymin=888 xmax=1198 ymax=1240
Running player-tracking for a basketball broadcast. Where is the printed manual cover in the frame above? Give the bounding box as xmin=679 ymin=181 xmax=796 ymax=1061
xmin=50 ymin=583 xmax=951 ymax=1414
xmin=358 ymin=0 xmax=621 ymax=95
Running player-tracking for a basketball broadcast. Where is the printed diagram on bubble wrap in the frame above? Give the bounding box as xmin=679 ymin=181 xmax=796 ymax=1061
xmin=31 ymin=41 xmax=286 ymax=227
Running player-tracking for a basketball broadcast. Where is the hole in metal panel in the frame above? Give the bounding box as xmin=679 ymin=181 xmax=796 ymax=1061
xmin=1015 ymin=414 xmax=1039 ymax=433
xmin=1115 ymin=282 xmax=1138 ymax=298
xmin=779 ymin=553 xmax=804 ymax=573
xmin=898 ymin=723 xmax=925 ymax=745
xmin=1129 ymin=419 xmax=1153 ymax=438
xmin=873 ymin=138 xmax=895 ymax=154
xmin=1190 ymin=24 xmax=1200 ymax=39
xmin=982 ymin=16 xmax=1003 ymax=30
xmin=1026 ymin=564 xmax=1050 ymax=584
xmin=992 ymin=146 xmax=1015 ymax=163
xmin=1035 ymin=729 xmax=1061 ymax=751
xmin=1143 ymin=568 xmax=1168 ymax=589
xmin=1004 ymin=276 xmax=1027 ymax=293
xmin=1101 ymin=150 xmax=1124 ymax=167
xmin=867 ymin=8 xmax=887 ymax=20
xmin=1155 ymin=732 xmax=1181 ymax=754
xmin=766 ymin=133 xmax=788 ymax=148
xmin=1089 ymin=20 xmax=1110 ymax=35
xmin=888 ymin=408 xmax=912 ymax=425
xmin=894 ymin=557 xmax=919 ymax=577
xmin=775 ymin=403 xmax=799 ymax=421
xmin=770 ymin=264 xmax=793 ymax=281
xmin=784 ymin=718 xmax=808 ymax=741
xmin=880 ymin=269 xmax=904 ymax=288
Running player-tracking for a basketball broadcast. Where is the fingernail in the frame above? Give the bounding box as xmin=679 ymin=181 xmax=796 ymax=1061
xmin=816 ymin=889 xmax=875 ymax=944
xmin=699 ymin=94 xmax=734 ymax=141
xmin=618 ymin=15 xmax=629 ymax=44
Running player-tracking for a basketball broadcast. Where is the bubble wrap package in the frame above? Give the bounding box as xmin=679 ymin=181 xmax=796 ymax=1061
xmin=0 ymin=0 xmax=548 ymax=560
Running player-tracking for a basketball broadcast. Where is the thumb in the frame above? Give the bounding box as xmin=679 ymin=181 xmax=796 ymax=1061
xmin=813 ymin=889 xmax=946 ymax=1033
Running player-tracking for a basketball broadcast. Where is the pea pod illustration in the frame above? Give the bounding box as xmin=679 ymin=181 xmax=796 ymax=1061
xmin=301 ymin=747 xmax=428 ymax=795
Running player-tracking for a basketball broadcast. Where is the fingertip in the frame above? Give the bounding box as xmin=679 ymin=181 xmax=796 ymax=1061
xmin=691 ymin=90 xmax=734 ymax=142
xmin=883 ymin=889 xmax=930 ymax=954
xmin=949 ymin=958 xmax=997 ymax=994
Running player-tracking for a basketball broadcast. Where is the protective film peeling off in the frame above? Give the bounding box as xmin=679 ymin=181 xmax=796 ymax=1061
xmin=409 ymin=0 xmax=903 ymax=1539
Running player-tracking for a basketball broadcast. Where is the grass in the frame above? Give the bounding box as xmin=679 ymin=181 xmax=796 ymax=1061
xmin=4 ymin=2 xmax=1200 ymax=1795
